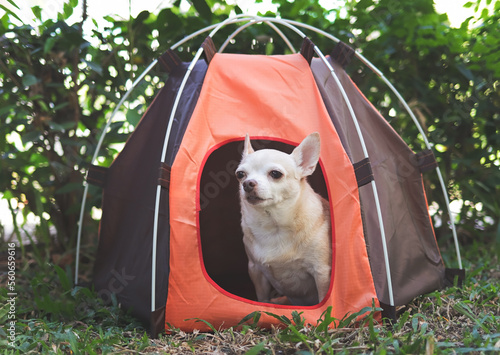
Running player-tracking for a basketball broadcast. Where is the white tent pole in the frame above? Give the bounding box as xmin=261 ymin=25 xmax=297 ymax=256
xmin=354 ymin=51 xmax=462 ymax=269
xmin=314 ymin=47 xmax=396 ymax=307
xmin=150 ymin=46 xmax=206 ymax=313
xmin=75 ymin=59 xmax=158 ymax=285
xmin=219 ymin=19 xmax=297 ymax=54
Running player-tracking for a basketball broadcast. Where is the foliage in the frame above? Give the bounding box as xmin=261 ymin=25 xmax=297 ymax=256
xmin=0 ymin=259 xmax=148 ymax=353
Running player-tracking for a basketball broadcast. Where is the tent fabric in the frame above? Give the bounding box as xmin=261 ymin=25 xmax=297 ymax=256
xmin=164 ymin=52 xmax=379 ymax=331
xmin=92 ymin=59 xmax=207 ymax=325
xmin=89 ymin=36 xmax=455 ymax=335
xmin=310 ymin=56 xmax=445 ymax=306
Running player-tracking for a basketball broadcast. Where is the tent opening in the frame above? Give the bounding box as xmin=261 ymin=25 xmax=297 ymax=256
xmin=198 ymin=139 xmax=330 ymax=302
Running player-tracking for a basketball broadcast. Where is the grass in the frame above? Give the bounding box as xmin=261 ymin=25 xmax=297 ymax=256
xmin=1 ymin=242 xmax=499 ymax=354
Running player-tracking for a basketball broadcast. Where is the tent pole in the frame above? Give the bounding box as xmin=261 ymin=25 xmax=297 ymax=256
xmin=355 ymin=52 xmax=462 ymax=270
xmin=150 ymin=46 xmax=206 ymax=313
xmin=219 ymin=19 xmax=297 ymax=54
xmin=314 ymin=47 xmax=396 ymax=307
xmin=74 ymin=59 xmax=158 ymax=285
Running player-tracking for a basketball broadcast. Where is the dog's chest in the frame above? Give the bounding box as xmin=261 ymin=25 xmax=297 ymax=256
xmin=260 ymin=256 xmax=317 ymax=301
xmin=246 ymin=228 xmax=315 ymax=274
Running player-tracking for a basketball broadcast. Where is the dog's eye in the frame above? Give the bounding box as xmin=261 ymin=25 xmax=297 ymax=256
xmin=269 ymin=170 xmax=283 ymax=179
xmin=236 ymin=171 xmax=246 ymax=180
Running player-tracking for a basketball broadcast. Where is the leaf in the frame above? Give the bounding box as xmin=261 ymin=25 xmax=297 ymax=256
xmin=54 ymin=264 xmax=73 ymax=292
xmin=0 ymin=4 xmax=22 ymax=23
xmin=21 ymin=130 xmax=42 ymax=146
xmin=32 ymin=5 xmax=42 ymax=20
xmin=237 ymin=311 xmax=261 ymax=327
xmin=63 ymin=2 xmax=74 ymax=19
xmin=264 ymin=311 xmax=291 ymax=325
xmin=22 ymin=74 xmax=39 ymax=87
xmin=55 ymin=182 xmax=82 ymax=195
xmin=6 ymin=0 xmax=19 ymax=10
xmin=187 ymin=318 xmax=218 ymax=333
xmin=191 ymin=0 xmax=212 ymax=22
xmin=44 ymin=37 xmax=57 ymax=54
xmin=245 ymin=341 xmax=266 ymax=355
xmin=82 ymin=59 xmax=103 ymax=75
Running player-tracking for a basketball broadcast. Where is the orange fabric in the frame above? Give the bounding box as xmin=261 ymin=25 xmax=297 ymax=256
xmin=166 ymin=53 xmax=379 ymax=331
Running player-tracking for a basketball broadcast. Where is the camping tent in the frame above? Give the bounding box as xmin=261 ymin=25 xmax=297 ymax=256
xmin=76 ymin=16 xmax=464 ymax=336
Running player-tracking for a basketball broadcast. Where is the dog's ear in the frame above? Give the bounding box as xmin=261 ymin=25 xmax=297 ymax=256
xmin=242 ymin=133 xmax=255 ymax=158
xmin=291 ymin=132 xmax=321 ymax=177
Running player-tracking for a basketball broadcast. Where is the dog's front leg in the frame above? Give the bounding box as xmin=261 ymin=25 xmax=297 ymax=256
xmin=248 ymin=260 xmax=273 ymax=302
xmin=314 ymin=266 xmax=331 ymax=303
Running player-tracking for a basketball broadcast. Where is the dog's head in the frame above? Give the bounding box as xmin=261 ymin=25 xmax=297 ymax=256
xmin=235 ymin=133 xmax=321 ymax=207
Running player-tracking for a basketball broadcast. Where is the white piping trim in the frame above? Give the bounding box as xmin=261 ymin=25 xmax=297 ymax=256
xmin=75 ymin=59 xmax=158 ymax=285
xmin=219 ymin=19 xmax=297 ymax=53
xmin=314 ymin=47 xmax=395 ymax=307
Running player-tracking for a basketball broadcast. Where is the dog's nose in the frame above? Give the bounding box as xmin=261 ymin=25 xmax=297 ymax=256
xmin=243 ymin=179 xmax=257 ymax=192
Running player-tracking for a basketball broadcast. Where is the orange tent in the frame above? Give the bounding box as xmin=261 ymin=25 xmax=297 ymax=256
xmin=78 ymin=17 xmax=464 ymax=336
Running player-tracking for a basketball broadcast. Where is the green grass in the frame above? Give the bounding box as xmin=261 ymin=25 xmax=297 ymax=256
xmin=1 ymin=243 xmax=499 ymax=354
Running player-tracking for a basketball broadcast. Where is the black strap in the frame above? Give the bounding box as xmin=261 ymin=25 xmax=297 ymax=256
xmin=87 ymin=165 xmax=108 ymax=188
xmin=379 ymin=301 xmax=397 ymax=326
xmin=158 ymin=163 xmax=171 ymax=190
xmin=415 ymin=149 xmax=438 ymax=173
xmin=158 ymin=49 xmax=182 ymax=73
xmin=330 ymin=41 xmax=355 ymax=68
xmin=353 ymin=158 xmax=374 ymax=187
xmin=444 ymin=268 xmax=466 ymax=288
xmin=300 ymin=37 xmax=315 ymax=65
xmin=150 ymin=306 xmax=166 ymax=338
xmin=202 ymin=37 xmax=217 ymax=65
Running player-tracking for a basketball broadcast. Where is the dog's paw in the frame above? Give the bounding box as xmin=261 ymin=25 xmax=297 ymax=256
xmin=268 ymin=296 xmax=292 ymax=305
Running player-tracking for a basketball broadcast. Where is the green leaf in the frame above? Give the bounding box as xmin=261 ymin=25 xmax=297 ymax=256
xmin=82 ymin=59 xmax=103 ymax=75
xmin=21 ymin=130 xmax=42 ymax=146
xmin=63 ymin=2 xmax=74 ymax=19
xmin=48 ymin=120 xmax=76 ymax=132
xmin=0 ymin=4 xmax=22 ymax=23
xmin=44 ymin=37 xmax=56 ymax=54
xmin=22 ymin=74 xmax=39 ymax=87
xmin=54 ymin=264 xmax=73 ymax=292
xmin=32 ymin=5 xmax=42 ymax=20
xmin=245 ymin=341 xmax=266 ymax=355
xmin=55 ymin=182 xmax=82 ymax=195
xmin=237 ymin=311 xmax=261 ymax=327
xmin=188 ymin=318 xmax=218 ymax=333
xmin=6 ymin=0 xmax=19 ymax=9
xmin=264 ymin=311 xmax=291 ymax=325
xmin=191 ymin=0 xmax=212 ymax=22
xmin=126 ymin=109 xmax=142 ymax=127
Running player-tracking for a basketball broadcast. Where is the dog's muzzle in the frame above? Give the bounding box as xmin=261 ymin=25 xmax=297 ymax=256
xmin=242 ymin=179 xmax=267 ymax=204
xmin=243 ymin=179 xmax=257 ymax=193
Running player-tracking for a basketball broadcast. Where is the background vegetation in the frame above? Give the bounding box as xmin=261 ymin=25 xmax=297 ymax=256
xmin=0 ymin=0 xmax=499 ymax=353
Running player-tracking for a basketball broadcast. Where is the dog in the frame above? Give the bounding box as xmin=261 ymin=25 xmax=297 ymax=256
xmin=235 ymin=133 xmax=331 ymax=306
